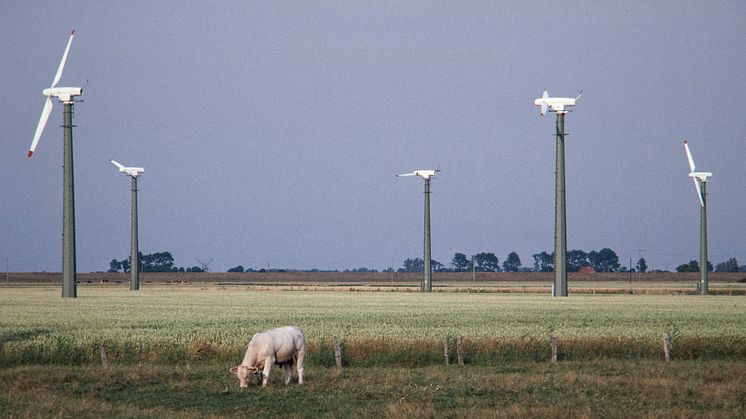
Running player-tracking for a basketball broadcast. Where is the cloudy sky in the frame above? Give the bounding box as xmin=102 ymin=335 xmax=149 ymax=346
xmin=2 ymin=1 xmax=744 ymax=272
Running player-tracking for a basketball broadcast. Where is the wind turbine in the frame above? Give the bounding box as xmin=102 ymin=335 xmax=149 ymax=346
xmin=684 ymin=140 xmax=712 ymax=295
xmin=534 ymin=90 xmax=581 ymax=297
xmin=397 ymin=169 xmax=439 ymax=292
xmin=110 ymin=160 xmax=145 ymax=291
xmin=28 ymin=30 xmax=83 ymax=298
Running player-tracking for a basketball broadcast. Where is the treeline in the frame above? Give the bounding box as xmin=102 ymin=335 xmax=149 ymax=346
xmin=108 ymin=252 xmax=206 ymax=273
xmin=107 ymin=251 xmax=745 ymax=274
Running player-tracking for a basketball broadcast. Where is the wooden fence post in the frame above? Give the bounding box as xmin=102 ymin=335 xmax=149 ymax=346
xmin=332 ymin=336 xmax=343 ymax=369
xmin=550 ymin=333 xmax=558 ymax=364
xmin=99 ymin=344 xmax=109 ymax=368
xmin=443 ymin=337 xmax=450 ymax=366
xmin=456 ymin=336 xmax=464 ymax=366
xmin=662 ymin=332 xmax=670 ymax=363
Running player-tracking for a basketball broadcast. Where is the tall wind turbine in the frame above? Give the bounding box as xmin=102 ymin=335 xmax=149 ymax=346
xmin=28 ymin=30 xmax=83 ymax=298
xmin=110 ymin=160 xmax=145 ymax=291
xmin=684 ymin=140 xmax=712 ymax=295
xmin=397 ymin=169 xmax=439 ymax=292
xmin=534 ymin=90 xmax=581 ymax=297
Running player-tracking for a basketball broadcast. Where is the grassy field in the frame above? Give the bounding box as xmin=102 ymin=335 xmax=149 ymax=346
xmin=2 ymin=286 xmax=745 ymax=417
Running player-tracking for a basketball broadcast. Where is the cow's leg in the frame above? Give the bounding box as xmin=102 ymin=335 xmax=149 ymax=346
xmin=283 ymin=362 xmax=292 ymax=384
xmin=296 ymin=350 xmax=305 ymax=385
xmin=261 ymin=359 xmax=273 ymax=387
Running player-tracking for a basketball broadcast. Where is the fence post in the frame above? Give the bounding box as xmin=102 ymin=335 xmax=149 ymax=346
xmin=662 ymin=332 xmax=670 ymax=363
xmin=443 ymin=337 xmax=450 ymax=366
xmin=456 ymin=336 xmax=464 ymax=366
xmin=99 ymin=344 xmax=109 ymax=368
xmin=550 ymin=333 xmax=558 ymax=364
xmin=332 ymin=336 xmax=343 ymax=369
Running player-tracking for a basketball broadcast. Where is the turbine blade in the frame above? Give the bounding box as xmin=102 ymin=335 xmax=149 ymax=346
xmin=28 ymin=97 xmax=53 ymax=157
xmin=51 ymin=30 xmax=75 ymax=88
xmin=684 ymin=140 xmax=696 ymax=172
xmin=397 ymin=173 xmax=415 ymax=177
xmin=692 ymin=177 xmax=704 ymax=207
xmin=110 ymin=160 xmax=125 ymax=170
xmin=541 ymin=102 xmax=548 ymax=116
xmin=542 ymin=90 xmax=548 ymax=99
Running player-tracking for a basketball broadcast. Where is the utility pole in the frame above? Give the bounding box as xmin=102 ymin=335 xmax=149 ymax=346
xmin=472 ymin=255 xmax=476 ymax=282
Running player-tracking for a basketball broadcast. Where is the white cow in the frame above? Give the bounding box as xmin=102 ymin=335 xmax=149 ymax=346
xmin=229 ymin=326 xmax=306 ymax=388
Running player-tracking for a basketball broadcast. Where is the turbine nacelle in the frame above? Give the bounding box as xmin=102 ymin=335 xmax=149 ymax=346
xmin=110 ymin=160 xmax=145 ymax=178
xmin=397 ymin=169 xmax=439 ymax=180
xmin=689 ymin=172 xmax=712 ymax=183
xmin=43 ymin=87 xmax=83 ymax=103
xmin=534 ymin=90 xmax=581 ymax=115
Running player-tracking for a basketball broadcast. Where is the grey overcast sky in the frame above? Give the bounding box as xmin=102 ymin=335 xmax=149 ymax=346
xmin=2 ymin=1 xmax=745 ymax=272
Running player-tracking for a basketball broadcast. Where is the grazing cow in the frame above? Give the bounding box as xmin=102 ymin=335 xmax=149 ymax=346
xmin=229 ymin=326 xmax=306 ymax=388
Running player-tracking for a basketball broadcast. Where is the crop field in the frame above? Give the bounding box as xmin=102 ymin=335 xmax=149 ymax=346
xmin=2 ymin=286 xmax=746 ymax=417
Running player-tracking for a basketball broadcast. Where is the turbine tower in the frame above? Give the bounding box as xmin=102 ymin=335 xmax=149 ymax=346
xmin=397 ymin=170 xmax=439 ymax=292
xmin=28 ymin=30 xmax=82 ymax=298
xmin=110 ymin=160 xmax=145 ymax=291
xmin=684 ymin=140 xmax=712 ymax=295
xmin=534 ymin=90 xmax=581 ymax=297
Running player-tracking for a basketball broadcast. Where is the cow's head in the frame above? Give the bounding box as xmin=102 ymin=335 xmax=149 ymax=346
xmin=229 ymin=365 xmax=260 ymax=388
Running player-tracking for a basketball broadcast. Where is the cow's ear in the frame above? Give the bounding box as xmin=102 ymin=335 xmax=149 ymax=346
xmin=229 ymin=367 xmax=238 ymax=374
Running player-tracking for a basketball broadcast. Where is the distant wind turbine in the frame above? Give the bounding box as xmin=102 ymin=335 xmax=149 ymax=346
xmin=397 ymin=169 xmax=440 ymax=292
xmin=534 ymin=90 xmax=581 ymax=297
xmin=28 ymin=30 xmax=82 ymax=298
xmin=110 ymin=160 xmax=145 ymax=291
xmin=684 ymin=140 xmax=712 ymax=295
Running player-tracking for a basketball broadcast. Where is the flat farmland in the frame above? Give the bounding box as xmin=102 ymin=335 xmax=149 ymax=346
xmin=2 ymin=286 xmax=746 ymax=417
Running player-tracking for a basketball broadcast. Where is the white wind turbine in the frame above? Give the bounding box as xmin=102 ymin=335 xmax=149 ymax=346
xmin=397 ymin=169 xmax=440 ymax=292
xmin=534 ymin=90 xmax=581 ymax=297
xmin=28 ymin=30 xmax=83 ymax=298
xmin=110 ymin=160 xmax=145 ymax=291
xmin=684 ymin=140 xmax=712 ymax=295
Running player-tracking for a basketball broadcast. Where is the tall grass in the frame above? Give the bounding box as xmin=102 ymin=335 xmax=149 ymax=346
xmin=2 ymin=287 xmax=745 ymax=366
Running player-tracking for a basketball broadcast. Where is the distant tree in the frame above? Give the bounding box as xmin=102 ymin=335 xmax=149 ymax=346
xmin=186 ymin=266 xmax=204 ymax=272
xmin=566 ymin=249 xmax=589 ymax=273
xmin=636 ymin=258 xmax=648 ymax=273
xmin=676 ymin=260 xmax=699 ymax=272
xmin=533 ymin=251 xmax=554 ymax=272
xmin=588 ymin=248 xmax=620 ymax=272
xmin=676 ymin=260 xmax=713 ymax=273
xmin=502 ymin=252 xmax=522 ymax=272
xmin=402 ymin=258 xmax=424 ymax=273
xmin=451 ymin=253 xmax=470 ymax=272
xmin=715 ymin=257 xmax=739 ymax=273
xmin=108 ymin=259 xmax=121 ymax=273
xmin=141 ymin=251 xmax=175 ymax=273
xmin=227 ymin=265 xmax=245 ymax=273
xmin=431 ymin=260 xmax=445 ymax=272
xmin=475 ymin=252 xmax=499 ymax=272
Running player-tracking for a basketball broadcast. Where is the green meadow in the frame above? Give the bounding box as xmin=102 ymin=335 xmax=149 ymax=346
xmin=2 ymin=286 xmax=745 ymax=417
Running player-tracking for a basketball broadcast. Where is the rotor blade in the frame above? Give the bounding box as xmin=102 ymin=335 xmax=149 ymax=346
xmin=28 ymin=97 xmax=53 ymax=157
xmin=542 ymin=90 xmax=548 ymax=100
xmin=684 ymin=140 xmax=696 ymax=172
xmin=51 ymin=30 xmax=75 ymax=88
xmin=110 ymin=160 xmax=126 ymax=170
xmin=541 ymin=102 xmax=548 ymax=116
xmin=692 ymin=177 xmax=704 ymax=207
xmin=397 ymin=173 xmax=416 ymax=177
